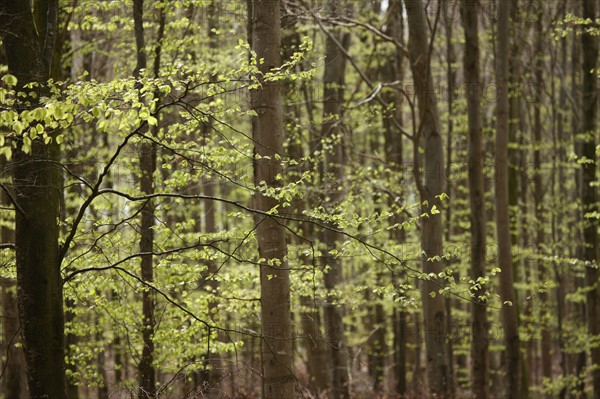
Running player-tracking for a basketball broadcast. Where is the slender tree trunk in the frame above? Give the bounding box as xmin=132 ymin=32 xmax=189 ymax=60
xmin=552 ymin=5 xmax=568 ymax=397
xmin=532 ymin=5 xmax=552 ymax=395
xmin=403 ymin=0 xmax=449 ymax=395
xmin=319 ymin=1 xmax=351 ymax=396
xmin=0 ymin=1 xmax=67 ymax=397
xmin=569 ymin=2 xmax=588 ymax=392
xmin=495 ymin=2 xmax=522 ymax=398
xmin=462 ymin=1 xmax=489 ymax=397
xmin=442 ymin=6 xmax=456 ymax=392
xmin=195 ymin=3 xmax=221 ymax=394
xmin=249 ymin=1 xmax=294 ymax=397
xmin=132 ymin=1 xmax=159 ymax=396
xmin=382 ymin=1 xmax=408 ymax=394
xmin=0 ymin=182 xmax=27 ymax=399
xmin=282 ymin=34 xmax=331 ymax=399
xmin=580 ymin=1 xmax=600 ymax=397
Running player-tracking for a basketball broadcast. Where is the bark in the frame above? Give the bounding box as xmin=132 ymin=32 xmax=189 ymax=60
xmin=532 ymin=5 xmax=552 ymax=394
xmin=581 ymin=1 xmax=600 ymax=397
xmin=554 ymin=4 xmax=568 ymax=396
xmin=495 ymin=2 xmax=522 ymax=398
xmin=462 ymin=1 xmax=488 ymax=397
xmin=0 ymin=0 xmax=67 ymax=397
xmin=1 ymin=283 xmax=27 ymax=399
xmin=281 ymin=12 xmax=330 ymax=393
xmin=569 ymin=2 xmax=588 ymax=392
xmin=382 ymin=2 xmax=408 ymax=395
xmin=249 ymin=1 xmax=294 ymax=397
xmin=133 ymin=1 xmax=157 ymax=397
xmin=442 ymin=6 xmax=457 ymax=392
xmin=196 ymin=3 xmax=221 ymax=393
xmin=319 ymin=1 xmax=351 ymax=396
xmin=0 ymin=183 xmax=27 ymax=399
xmin=403 ymin=0 xmax=450 ymax=395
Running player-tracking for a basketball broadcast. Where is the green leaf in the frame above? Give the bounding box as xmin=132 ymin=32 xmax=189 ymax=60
xmin=2 ymin=74 xmax=17 ymax=87
xmin=0 ymin=146 xmax=11 ymax=161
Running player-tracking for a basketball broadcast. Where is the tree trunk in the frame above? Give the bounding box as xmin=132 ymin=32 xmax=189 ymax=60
xmin=403 ymin=0 xmax=450 ymax=395
xmin=132 ymin=1 xmax=157 ymax=397
xmin=380 ymin=0 xmax=408 ymax=394
xmin=462 ymin=1 xmax=489 ymax=397
xmin=382 ymin=1 xmax=409 ymax=394
xmin=532 ymin=5 xmax=552 ymax=395
xmin=0 ymin=1 xmax=67 ymax=397
xmin=495 ymin=2 xmax=522 ymax=398
xmin=319 ymin=1 xmax=351 ymax=396
xmin=0 ymin=180 xmax=27 ymax=399
xmin=442 ymin=6 xmax=457 ymax=393
xmin=249 ymin=1 xmax=294 ymax=397
xmin=581 ymin=1 xmax=600 ymax=398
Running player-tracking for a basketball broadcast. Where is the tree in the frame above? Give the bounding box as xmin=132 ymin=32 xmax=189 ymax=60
xmin=319 ymin=0 xmax=352 ymax=396
xmin=495 ymin=1 xmax=522 ymax=397
xmin=403 ymin=0 xmax=450 ymax=395
xmin=580 ymin=0 xmax=599 ymax=397
xmin=249 ymin=1 xmax=294 ymax=397
xmin=462 ymin=0 xmax=488 ymax=396
xmin=0 ymin=0 xmax=67 ymax=397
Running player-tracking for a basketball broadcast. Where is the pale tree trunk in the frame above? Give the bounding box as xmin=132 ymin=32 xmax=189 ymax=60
xmin=0 ymin=0 xmax=67 ymax=397
xmin=581 ymin=0 xmax=600 ymax=397
xmin=249 ymin=1 xmax=294 ymax=397
xmin=403 ymin=0 xmax=450 ymax=395
xmin=495 ymin=2 xmax=522 ymax=398
xmin=319 ymin=1 xmax=351 ymax=396
xmin=461 ymin=1 xmax=488 ymax=397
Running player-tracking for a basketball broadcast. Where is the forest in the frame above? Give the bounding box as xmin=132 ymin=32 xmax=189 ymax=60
xmin=0 ymin=0 xmax=598 ymax=398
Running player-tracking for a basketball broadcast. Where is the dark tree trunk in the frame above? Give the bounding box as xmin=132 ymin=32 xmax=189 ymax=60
xmin=532 ymin=6 xmax=552 ymax=395
xmin=319 ymin=1 xmax=351 ymax=396
xmin=132 ymin=1 xmax=157 ymax=397
xmin=462 ymin=1 xmax=489 ymax=397
xmin=0 ymin=181 xmax=27 ymax=399
xmin=581 ymin=1 xmax=600 ymax=398
xmin=0 ymin=0 xmax=67 ymax=397
xmin=495 ymin=2 xmax=522 ymax=398
xmin=442 ymin=5 xmax=457 ymax=392
xmin=382 ymin=2 xmax=408 ymax=394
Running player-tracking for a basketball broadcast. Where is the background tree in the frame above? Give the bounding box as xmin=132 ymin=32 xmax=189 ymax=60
xmin=495 ymin=1 xmax=522 ymax=397
xmin=462 ymin=0 xmax=488 ymax=396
